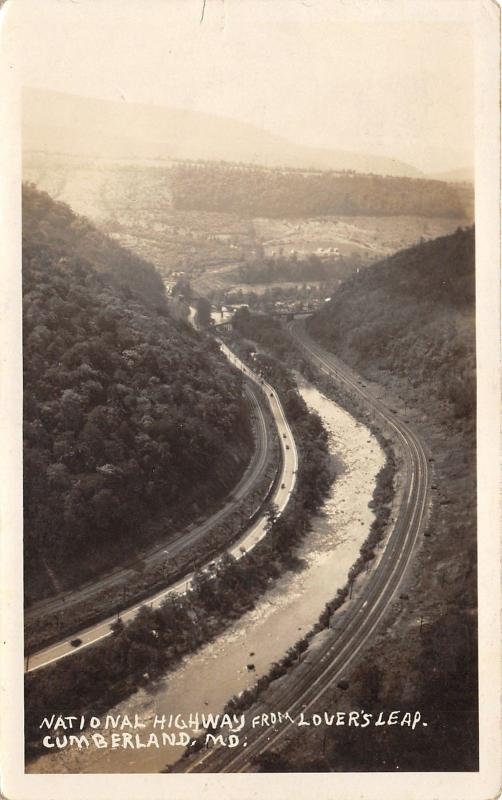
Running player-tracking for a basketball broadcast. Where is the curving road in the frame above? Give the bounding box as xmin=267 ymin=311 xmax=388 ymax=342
xmin=180 ymin=321 xmax=430 ymax=773
xmin=26 ymin=341 xmax=298 ymax=673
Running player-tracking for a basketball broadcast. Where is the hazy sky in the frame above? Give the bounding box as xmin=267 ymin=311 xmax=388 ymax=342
xmin=4 ymin=0 xmax=475 ymax=172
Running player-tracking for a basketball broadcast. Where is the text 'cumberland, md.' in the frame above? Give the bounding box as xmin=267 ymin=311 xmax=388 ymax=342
xmin=39 ymin=710 xmax=428 ymax=751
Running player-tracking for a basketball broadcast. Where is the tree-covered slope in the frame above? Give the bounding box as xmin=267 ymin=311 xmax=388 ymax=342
xmin=171 ymin=163 xmax=472 ymax=219
xmin=23 ymin=185 xmax=252 ymax=602
xmin=308 ymin=227 xmax=475 ymax=422
xmin=23 ymin=183 xmax=165 ymax=305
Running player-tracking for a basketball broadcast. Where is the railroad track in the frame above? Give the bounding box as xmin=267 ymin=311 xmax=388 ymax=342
xmin=180 ymin=322 xmax=430 ymax=773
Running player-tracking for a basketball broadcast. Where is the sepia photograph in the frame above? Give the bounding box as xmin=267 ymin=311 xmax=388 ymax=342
xmin=0 ymin=0 xmax=500 ymax=798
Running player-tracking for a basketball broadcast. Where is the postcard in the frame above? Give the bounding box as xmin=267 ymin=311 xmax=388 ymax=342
xmin=1 ymin=1 xmax=500 ymax=798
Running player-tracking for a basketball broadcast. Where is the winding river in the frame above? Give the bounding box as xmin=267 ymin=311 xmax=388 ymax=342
xmin=27 ymin=376 xmax=384 ymax=774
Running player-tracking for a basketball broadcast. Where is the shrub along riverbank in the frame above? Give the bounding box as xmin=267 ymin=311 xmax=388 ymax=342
xmin=25 ymin=338 xmax=334 ymax=760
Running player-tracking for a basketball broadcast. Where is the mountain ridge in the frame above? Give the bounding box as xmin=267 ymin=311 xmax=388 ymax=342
xmin=23 ymin=86 xmax=423 ymax=179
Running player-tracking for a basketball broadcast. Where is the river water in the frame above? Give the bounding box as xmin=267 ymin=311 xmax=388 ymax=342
xmin=28 ymin=378 xmax=384 ymax=774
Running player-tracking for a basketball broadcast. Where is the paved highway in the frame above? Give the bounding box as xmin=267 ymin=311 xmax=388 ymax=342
xmin=26 ymin=341 xmax=298 ymax=673
xmin=180 ymin=321 xmax=430 ymax=773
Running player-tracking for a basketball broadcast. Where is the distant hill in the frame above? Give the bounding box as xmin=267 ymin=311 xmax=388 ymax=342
xmin=308 ymin=227 xmax=475 ymax=421
xmin=23 ymin=87 xmax=422 ymax=178
xmin=23 ymin=184 xmax=252 ymax=601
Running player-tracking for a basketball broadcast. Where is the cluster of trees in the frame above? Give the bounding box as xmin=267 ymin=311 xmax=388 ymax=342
xmin=231 ymin=308 xmax=328 ymax=390
xmin=308 ymin=227 xmax=476 ymax=422
xmin=194 ymin=297 xmax=212 ymax=327
xmin=236 ymin=253 xmax=363 ymax=285
xmin=214 ymin=283 xmax=329 ymax=314
xmin=23 ymin=185 xmax=252 ymax=602
xmin=231 ymin=309 xmax=318 ymax=380
xmin=170 ymin=163 xmax=470 ymax=218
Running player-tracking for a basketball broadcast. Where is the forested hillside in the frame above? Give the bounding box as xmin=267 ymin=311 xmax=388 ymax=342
xmin=308 ymin=227 xmax=476 ymax=422
xmin=171 ymin=163 xmax=472 ymax=219
xmin=23 ymin=184 xmax=165 ymax=304
xmin=288 ymin=226 xmax=478 ymax=772
xmin=23 ymin=186 xmax=252 ymax=602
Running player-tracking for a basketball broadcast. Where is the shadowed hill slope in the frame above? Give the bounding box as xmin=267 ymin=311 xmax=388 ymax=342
xmin=23 ymin=185 xmax=252 ymax=602
xmin=308 ymin=226 xmax=475 ymax=421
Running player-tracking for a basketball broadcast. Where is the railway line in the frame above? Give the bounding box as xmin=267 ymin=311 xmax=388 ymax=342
xmin=180 ymin=321 xmax=430 ymax=773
